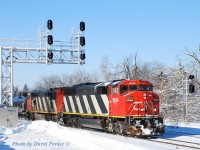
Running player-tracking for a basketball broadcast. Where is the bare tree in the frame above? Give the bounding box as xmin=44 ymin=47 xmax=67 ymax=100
xmin=33 ymin=74 xmax=62 ymax=90
xmin=133 ymin=53 xmax=139 ymax=79
xmin=185 ymin=46 xmax=200 ymax=67
xmin=118 ymin=55 xmax=134 ymax=79
xmin=33 ymin=69 xmax=99 ymax=90
xmin=99 ymin=55 xmax=114 ymax=81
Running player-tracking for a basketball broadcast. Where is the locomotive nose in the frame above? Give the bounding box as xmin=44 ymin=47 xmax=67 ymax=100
xmin=140 ymin=91 xmax=160 ymax=115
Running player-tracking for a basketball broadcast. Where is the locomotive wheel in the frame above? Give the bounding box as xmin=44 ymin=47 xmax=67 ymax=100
xmin=45 ymin=115 xmax=52 ymax=121
xmin=30 ymin=113 xmax=35 ymax=121
xmin=25 ymin=112 xmax=30 ymax=120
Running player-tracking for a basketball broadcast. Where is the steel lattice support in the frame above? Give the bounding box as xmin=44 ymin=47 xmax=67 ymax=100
xmin=0 ymin=23 xmax=85 ymax=105
xmin=0 ymin=46 xmax=14 ymax=105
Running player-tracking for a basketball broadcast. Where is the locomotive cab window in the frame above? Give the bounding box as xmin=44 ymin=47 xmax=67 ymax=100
xmin=120 ymin=85 xmax=128 ymax=94
xmin=112 ymin=86 xmax=118 ymax=94
xmin=139 ymin=85 xmax=146 ymax=91
xmin=130 ymin=85 xmax=138 ymax=91
xmin=146 ymin=85 xmax=153 ymax=91
xmin=139 ymin=85 xmax=153 ymax=91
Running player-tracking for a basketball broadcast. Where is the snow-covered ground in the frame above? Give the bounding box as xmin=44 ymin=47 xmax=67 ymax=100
xmin=0 ymin=119 xmax=199 ymax=150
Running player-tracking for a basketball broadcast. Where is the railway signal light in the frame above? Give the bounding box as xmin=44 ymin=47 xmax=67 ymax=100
xmin=48 ymin=51 xmax=53 ymax=59
xmin=47 ymin=20 xmax=53 ymax=30
xmin=189 ymin=84 xmax=195 ymax=93
xmin=80 ymin=22 xmax=85 ymax=31
xmin=80 ymin=53 xmax=85 ymax=60
xmin=47 ymin=35 xmax=53 ymax=45
xmin=80 ymin=36 xmax=85 ymax=46
xmin=189 ymin=74 xmax=194 ymax=80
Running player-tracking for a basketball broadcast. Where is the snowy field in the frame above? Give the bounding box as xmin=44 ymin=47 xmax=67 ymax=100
xmin=0 ymin=119 xmax=200 ymax=150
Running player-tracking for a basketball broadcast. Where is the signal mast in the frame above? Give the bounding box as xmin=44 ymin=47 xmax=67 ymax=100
xmin=0 ymin=20 xmax=86 ymax=106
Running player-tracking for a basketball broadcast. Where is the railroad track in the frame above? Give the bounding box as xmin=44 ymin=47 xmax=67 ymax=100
xmin=149 ymin=130 xmax=200 ymax=149
xmin=149 ymin=138 xmax=200 ymax=149
xmin=60 ymin=121 xmax=200 ymax=149
xmin=86 ymin=127 xmax=200 ymax=149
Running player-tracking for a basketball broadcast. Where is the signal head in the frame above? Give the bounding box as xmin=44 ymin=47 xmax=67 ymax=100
xmin=80 ymin=53 xmax=86 ymax=60
xmin=80 ymin=36 xmax=85 ymax=46
xmin=80 ymin=22 xmax=85 ymax=31
xmin=189 ymin=74 xmax=194 ymax=80
xmin=47 ymin=35 xmax=53 ymax=45
xmin=47 ymin=20 xmax=53 ymax=30
xmin=48 ymin=51 xmax=53 ymax=59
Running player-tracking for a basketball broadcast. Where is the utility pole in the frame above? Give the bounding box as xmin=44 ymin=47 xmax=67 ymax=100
xmin=183 ymin=74 xmax=194 ymax=121
xmin=183 ymin=76 xmax=188 ymax=120
xmin=0 ymin=20 xmax=86 ymax=106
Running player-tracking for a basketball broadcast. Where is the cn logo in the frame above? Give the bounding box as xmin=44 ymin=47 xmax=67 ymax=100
xmin=113 ymin=98 xmax=119 ymax=103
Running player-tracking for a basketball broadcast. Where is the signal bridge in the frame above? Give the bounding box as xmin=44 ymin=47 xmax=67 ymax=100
xmin=0 ymin=20 xmax=86 ymax=106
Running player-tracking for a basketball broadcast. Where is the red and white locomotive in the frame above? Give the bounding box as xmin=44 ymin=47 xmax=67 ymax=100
xmin=24 ymin=79 xmax=164 ymax=136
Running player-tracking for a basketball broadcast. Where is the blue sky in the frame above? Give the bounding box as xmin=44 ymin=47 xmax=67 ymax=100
xmin=1 ymin=0 xmax=200 ymax=89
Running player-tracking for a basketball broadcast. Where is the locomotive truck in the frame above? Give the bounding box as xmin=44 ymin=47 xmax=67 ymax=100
xmin=24 ymin=79 xmax=164 ymax=136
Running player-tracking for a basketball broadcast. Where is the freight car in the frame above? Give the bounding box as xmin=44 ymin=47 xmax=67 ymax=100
xmin=24 ymin=79 xmax=164 ymax=136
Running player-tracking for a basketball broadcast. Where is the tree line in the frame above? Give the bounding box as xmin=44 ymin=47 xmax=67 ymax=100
xmin=14 ymin=48 xmax=200 ymax=124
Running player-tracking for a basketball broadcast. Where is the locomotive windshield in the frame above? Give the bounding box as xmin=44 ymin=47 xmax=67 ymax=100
xmin=120 ymin=85 xmax=128 ymax=94
xmin=129 ymin=85 xmax=137 ymax=91
xmin=120 ymin=84 xmax=153 ymax=94
xmin=139 ymin=85 xmax=153 ymax=91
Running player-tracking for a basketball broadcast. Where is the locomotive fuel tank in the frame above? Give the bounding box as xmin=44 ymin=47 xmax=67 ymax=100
xmin=78 ymin=116 xmax=103 ymax=129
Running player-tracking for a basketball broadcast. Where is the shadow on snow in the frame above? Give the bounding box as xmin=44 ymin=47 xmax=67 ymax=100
xmin=0 ymin=134 xmax=14 ymax=150
xmin=157 ymin=125 xmax=200 ymax=139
